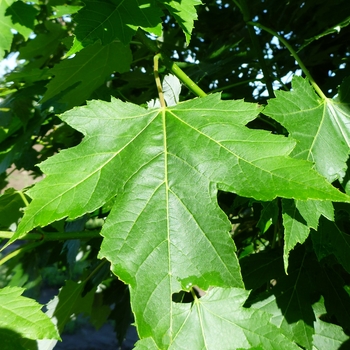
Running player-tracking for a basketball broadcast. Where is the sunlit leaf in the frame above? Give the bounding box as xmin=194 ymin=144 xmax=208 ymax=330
xmin=0 ymin=286 xmax=60 ymax=341
xmin=160 ymin=0 xmax=202 ymax=43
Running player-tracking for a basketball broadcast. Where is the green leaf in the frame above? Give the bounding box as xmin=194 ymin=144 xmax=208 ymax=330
xmin=0 ymin=188 xmax=28 ymax=228
xmin=264 ymin=76 xmax=350 ymax=183
xmin=312 ymin=295 xmax=349 ymax=349
xmin=18 ymin=20 xmax=66 ymax=69
xmin=0 ymin=0 xmax=15 ymax=60
xmin=0 ymin=286 xmax=60 ymax=341
xmin=160 ymin=0 xmax=202 ymax=43
xmin=8 ymin=94 xmax=350 ymax=345
xmin=313 ymin=319 xmax=349 ymax=350
xmin=45 ymin=280 xmax=96 ymax=333
xmin=5 ymin=0 xmax=38 ymax=40
xmin=248 ymin=251 xmax=317 ymax=350
xmin=256 ymin=199 xmax=279 ymax=234
xmin=163 ymin=74 xmax=181 ymax=106
xmin=311 ymin=216 xmax=350 ymax=274
xmin=11 ymin=94 xmax=350 ymax=239
xmin=140 ymin=288 xmax=300 ymax=349
xmin=67 ymin=0 xmax=163 ymax=56
xmin=49 ymin=4 xmax=83 ymax=19
xmin=281 ymin=199 xmax=333 ymax=273
xmin=42 ymin=41 xmax=132 ymax=111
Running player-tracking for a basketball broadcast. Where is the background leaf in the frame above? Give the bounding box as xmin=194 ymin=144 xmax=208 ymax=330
xmin=0 ymin=0 xmax=15 ymax=60
xmin=160 ymin=0 xmax=202 ymax=43
xmin=42 ymin=41 xmax=132 ymax=111
xmin=67 ymin=0 xmax=163 ymax=55
xmin=0 ymin=286 xmax=60 ymax=341
xmin=264 ymin=76 xmax=350 ymax=183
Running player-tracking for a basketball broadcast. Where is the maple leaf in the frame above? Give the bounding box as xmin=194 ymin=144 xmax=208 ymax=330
xmin=264 ymin=76 xmax=350 ymax=183
xmin=263 ymin=76 xmax=350 ymax=272
xmin=9 ymin=94 xmax=350 ymax=346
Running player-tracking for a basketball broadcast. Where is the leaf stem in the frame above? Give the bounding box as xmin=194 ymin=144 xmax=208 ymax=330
xmin=154 ymin=53 xmax=166 ymax=107
xmin=136 ymin=29 xmax=207 ymax=98
xmin=18 ymin=190 xmax=30 ymax=207
xmin=160 ymin=54 xmax=207 ymax=97
xmin=0 ymin=241 xmax=43 ymax=265
xmin=248 ymin=21 xmax=327 ymax=100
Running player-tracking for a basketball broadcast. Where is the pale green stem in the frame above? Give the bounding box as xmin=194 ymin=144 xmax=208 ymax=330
xmin=154 ymin=54 xmax=166 ymax=107
xmin=136 ymin=30 xmax=207 ymax=98
xmin=18 ymin=190 xmax=30 ymax=207
xmin=0 ymin=230 xmax=100 ymax=241
xmin=0 ymin=241 xmax=43 ymax=265
xmin=161 ymin=54 xmax=207 ymax=98
xmin=248 ymin=21 xmax=327 ymax=100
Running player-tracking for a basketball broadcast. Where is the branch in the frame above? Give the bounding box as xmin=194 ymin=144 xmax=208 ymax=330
xmin=248 ymin=21 xmax=327 ymax=100
xmin=0 ymin=230 xmax=101 ymax=241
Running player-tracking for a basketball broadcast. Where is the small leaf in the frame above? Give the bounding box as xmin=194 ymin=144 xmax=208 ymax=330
xmin=46 ymin=280 xmax=96 ymax=334
xmin=281 ymin=199 xmax=333 ymax=273
xmin=162 ymin=74 xmax=181 ymax=106
xmin=161 ymin=0 xmax=202 ymax=43
xmin=0 ymin=286 xmax=60 ymax=341
xmin=0 ymin=188 xmax=28 ymax=228
xmin=264 ymin=76 xmax=350 ymax=183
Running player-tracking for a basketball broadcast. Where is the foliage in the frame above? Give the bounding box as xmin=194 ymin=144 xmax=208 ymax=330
xmin=0 ymin=0 xmax=350 ymax=349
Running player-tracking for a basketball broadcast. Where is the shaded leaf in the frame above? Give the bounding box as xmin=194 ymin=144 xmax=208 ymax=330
xmin=0 ymin=188 xmax=28 ymax=228
xmin=0 ymin=286 xmax=60 ymax=341
xmin=67 ymin=0 xmax=163 ymax=55
xmin=281 ymin=199 xmax=333 ymax=273
xmin=248 ymin=250 xmax=318 ymax=350
xmin=311 ymin=216 xmax=350 ymax=274
xmin=256 ymin=199 xmax=279 ymax=234
xmin=45 ymin=280 xmax=96 ymax=334
xmin=298 ymin=15 xmax=350 ymax=52
xmin=18 ymin=21 xmax=66 ymax=69
xmin=5 ymin=1 xmax=38 ymax=40
xmin=42 ymin=41 xmax=132 ymax=111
